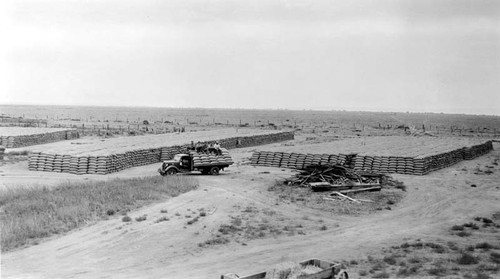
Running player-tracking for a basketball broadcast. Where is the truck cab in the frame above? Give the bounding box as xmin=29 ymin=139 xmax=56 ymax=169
xmin=158 ymin=154 xmax=191 ymax=175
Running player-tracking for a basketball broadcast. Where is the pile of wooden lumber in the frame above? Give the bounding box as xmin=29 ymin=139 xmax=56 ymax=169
xmin=192 ymin=148 xmax=233 ymax=167
xmin=284 ymin=164 xmax=382 ymax=190
xmin=0 ymin=129 xmax=79 ymax=148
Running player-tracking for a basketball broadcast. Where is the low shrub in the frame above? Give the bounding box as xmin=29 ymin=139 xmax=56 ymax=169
xmin=383 ymin=255 xmax=397 ymax=265
xmin=457 ymin=252 xmax=479 ymax=265
xmin=476 ymin=242 xmax=496 ymax=250
xmin=457 ymin=231 xmax=472 ymax=237
xmin=464 ymin=222 xmax=480 ymax=230
xmin=154 ymin=216 xmax=169 ymax=223
xmin=452 ymin=225 xmax=465 ymax=231
xmin=428 ymin=266 xmax=447 ymax=276
xmin=490 ymin=252 xmax=500 ymax=264
xmin=198 ymin=237 xmax=230 ymax=247
xmin=372 ymin=271 xmax=390 ymax=278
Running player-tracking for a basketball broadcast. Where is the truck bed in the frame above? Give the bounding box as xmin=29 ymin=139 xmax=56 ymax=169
xmin=191 ymin=148 xmax=234 ymax=167
xmin=221 ymin=259 xmax=346 ymax=279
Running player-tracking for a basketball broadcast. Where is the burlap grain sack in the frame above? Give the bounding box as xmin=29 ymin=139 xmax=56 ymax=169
xmin=264 ymin=262 xmax=301 ymax=279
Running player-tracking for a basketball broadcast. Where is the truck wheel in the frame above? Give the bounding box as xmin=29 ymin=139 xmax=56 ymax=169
xmin=336 ymin=271 xmax=348 ymax=279
xmin=201 ymin=169 xmax=209 ymax=175
xmin=166 ymin=168 xmax=177 ymax=175
xmin=209 ymin=166 xmax=220 ymax=175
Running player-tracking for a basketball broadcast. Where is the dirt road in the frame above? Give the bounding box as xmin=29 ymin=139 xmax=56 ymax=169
xmin=1 ymin=146 xmax=500 ymax=279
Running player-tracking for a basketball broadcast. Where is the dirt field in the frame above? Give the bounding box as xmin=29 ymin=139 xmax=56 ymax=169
xmin=1 ymin=139 xmax=499 ymax=278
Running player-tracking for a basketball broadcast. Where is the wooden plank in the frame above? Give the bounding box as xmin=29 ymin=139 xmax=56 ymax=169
xmin=339 ymin=186 xmax=382 ymax=194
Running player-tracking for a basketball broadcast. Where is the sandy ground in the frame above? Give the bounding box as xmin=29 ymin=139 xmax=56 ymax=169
xmin=1 ymin=143 xmax=500 ymax=279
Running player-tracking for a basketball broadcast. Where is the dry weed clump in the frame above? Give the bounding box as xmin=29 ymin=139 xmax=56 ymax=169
xmin=0 ymin=176 xmax=198 ymax=252
xmin=345 ymin=214 xmax=500 ymax=278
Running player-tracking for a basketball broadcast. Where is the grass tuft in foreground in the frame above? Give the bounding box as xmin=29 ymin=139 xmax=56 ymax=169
xmin=0 ymin=176 xmax=198 ymax=252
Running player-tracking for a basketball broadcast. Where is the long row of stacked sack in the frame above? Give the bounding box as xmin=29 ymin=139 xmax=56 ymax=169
xmin=250 ymin=152 xmax=356 ymax=169
xmin=0 ymin=130 xmax=80 ymax=148
xmin=250 ymin=140 xmax=493 ymax=175
xmin=27 ymin=131 xmax=293 ymax=175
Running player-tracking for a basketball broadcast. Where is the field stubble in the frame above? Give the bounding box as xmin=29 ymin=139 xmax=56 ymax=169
xmin=0 ymin=176 xmax=198 ymax=252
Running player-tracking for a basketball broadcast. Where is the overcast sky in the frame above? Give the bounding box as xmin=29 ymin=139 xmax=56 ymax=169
xmin=1 ymin=0 xmax=499 ymax=115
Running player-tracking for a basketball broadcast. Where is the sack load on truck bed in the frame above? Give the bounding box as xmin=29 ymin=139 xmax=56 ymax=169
xmin=191 ymin=148 xmax=234 ymax=167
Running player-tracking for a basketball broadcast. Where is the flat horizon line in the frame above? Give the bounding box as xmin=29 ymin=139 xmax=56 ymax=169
xmin=1 ymin=103 xmax=499 ymax=117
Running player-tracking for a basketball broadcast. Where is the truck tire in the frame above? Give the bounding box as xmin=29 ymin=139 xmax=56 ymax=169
xmin=209 ymin=166 xmax=220 ymax=175
xmin=336 ymin=271 xmax=348 ymax=279
xmin=166 ymin=168 xmax=178 ymax=175
xmin=201 ymin=169 xmax=209 ymax=175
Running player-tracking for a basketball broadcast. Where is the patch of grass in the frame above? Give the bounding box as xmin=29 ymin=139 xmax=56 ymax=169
xmin=408 ymin=257 xmax=422 ymax=264
xmin=452 ymin=225 xmax=465 ymax=231
xmin=400 ymin=242 xmax=410 ymax=249
xmin=465 ymin=271 xmax=493 ymax=279
xmin=370 ymin=261 xmax=386 ymax=272
xmin=358 ymin=270 xmax=368 ymax=276
xmin=447 ymin=241 xmax=460 ymax=251
xmin=457 ymin=252 xmax=479 ymax=265
xmin=135 ymin=215 xmax=147 ymax=222
xmin=428 ymin=268 xmax=447 ymax=276
xmin=160 ymin=209 xmax=168 ymax=213
xmin=383 ymin=255 xmax=397 ymax=265
xmin=464 ymin=222 xmax=480 ymax=230
xmin=243 ymin=206 xmax=257 ymax=213
xmin=319 ymin=225 xmax=328 ymax=231
xmin=397 ymin=266 xmax=419 ymax=277
xmin=490 ymin=252 xmax=500 ymax=264
xmin=198 ymin=237 xmax=230 ymax=247
xmin=475 ymin=217 xmax=494 ymax=224
xmin=231 ymin=217 xmax=242 ymax=226
xmin=457 ymin=231 xmax=472 ymax=237
xmin=154 ymin=216 xmax=169 ymax=223
xmin=476 ymin=242 xmax=496 ymax=250
xmin=122 ymin=216 xmax=132 ymax=222
xmin=187 ymin=216 xmax=200 ymax=225
xmin=425 ymin=242 xmax=447 ymax=253
xmin=372 ymin=271 xmax=390 ymax=278
xmin=394 ymin=181 xmax=407 ymax=191
xmin=0 ymin=176 xmax=198 ymax=252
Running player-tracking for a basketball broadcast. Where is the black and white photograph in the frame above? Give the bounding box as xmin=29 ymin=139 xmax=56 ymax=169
xmin=1 ymin=0 xmax=500 ymax=278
